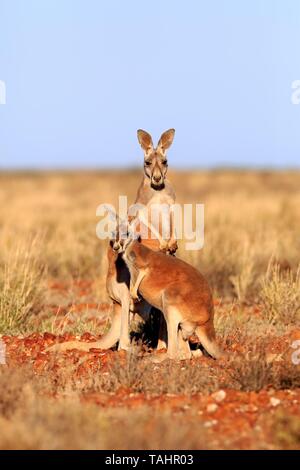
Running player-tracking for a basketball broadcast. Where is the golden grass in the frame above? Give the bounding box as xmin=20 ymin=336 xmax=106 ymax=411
xmin=0 ymin=170 xmax=300 ymax=332
xmin=0 ymin=236 xmax=45 ymax=333
xmin=261 ymin=262 xmax=300 ymax=325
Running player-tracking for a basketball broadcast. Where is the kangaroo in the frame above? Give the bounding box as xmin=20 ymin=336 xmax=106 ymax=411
xmin=121 ymin=236 xmax=225 ymax=362
xmin=133 ymin=128 xmax=177 ymax=254
xmin=47 ymin=130 xmax=177 ymax=353
xmin=46 ymin=240 xmax=152 ymax=353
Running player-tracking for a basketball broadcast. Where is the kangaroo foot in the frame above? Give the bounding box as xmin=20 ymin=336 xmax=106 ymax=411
xmin=191 ymin=349 xmax=203 ymax=358
xmin=159 ymin=240 xmax=169 ymax=252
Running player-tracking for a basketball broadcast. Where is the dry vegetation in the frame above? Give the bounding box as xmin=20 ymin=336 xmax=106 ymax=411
xmin=0 ymin=169 xmax=300 ymax=449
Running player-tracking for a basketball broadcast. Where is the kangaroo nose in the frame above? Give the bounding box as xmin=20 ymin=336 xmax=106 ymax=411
xmin=153 ymin=175 xmax=161 ymax=183
xmin=113 ymin=241 xmax=120 ymax=251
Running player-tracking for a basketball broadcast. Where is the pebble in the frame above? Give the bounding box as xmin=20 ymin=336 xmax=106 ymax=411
xmin=183 ymin=404 xmax=191 ymax=410
xmin=270 ymin=397 xmax=281 ymax=407
xmin=207 ymin=403 xmax=218 ymax=413
xmin=204 ymin=419 xmax=218 ymax=428
xmin=212 ymin=390 xmax=226 ymax=403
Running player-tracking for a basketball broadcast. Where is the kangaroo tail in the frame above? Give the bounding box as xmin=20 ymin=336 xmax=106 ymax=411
xmin=46 ymin=303 xmax=122 ymax=353
xmin=195 ymin=322 xmax=226 ymax=359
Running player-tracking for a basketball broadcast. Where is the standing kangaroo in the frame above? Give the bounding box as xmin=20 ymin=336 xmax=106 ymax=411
xmin=133 ymin=129 xmax=177 ymax=254
xmin=121 ymin=237 xmax=225 ymax=362
xmin=47 ymin=129 xmax=177 ymax=353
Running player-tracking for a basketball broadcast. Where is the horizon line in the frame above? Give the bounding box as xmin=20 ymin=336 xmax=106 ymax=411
xmin=0 ymin=165 xmax=300 ymax=173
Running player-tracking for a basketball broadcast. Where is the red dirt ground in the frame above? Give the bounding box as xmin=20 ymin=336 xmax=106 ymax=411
xmin=2 ymin=280 xmax=299 ymax=449
xmin=2 ymin=326 xmax=300 ymax=450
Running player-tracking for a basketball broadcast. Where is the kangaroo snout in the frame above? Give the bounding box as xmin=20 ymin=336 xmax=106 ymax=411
xmin=152 ymin=174 xmax=162 ymax=183
xmin=112 ymin=241 xmax=121 ymax=251
xmin=151 ymin=167 xmax=163 ymax=187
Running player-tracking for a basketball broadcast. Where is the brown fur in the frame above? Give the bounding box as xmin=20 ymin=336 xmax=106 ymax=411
xmin=124 ymin=240 xmax=225 ymax=361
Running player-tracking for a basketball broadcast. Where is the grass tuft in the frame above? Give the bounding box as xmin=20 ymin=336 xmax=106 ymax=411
xmin=260 ymin=262 xmax=300 ymax=325
xmin=0 ymin=237 xmax=45 ymax=333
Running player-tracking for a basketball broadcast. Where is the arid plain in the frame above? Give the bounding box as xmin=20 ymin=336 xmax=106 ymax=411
xmin=0 ymin=169 xmax=300 ymax=449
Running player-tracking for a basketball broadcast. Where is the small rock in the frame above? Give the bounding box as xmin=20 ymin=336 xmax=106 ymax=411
xmin=212 ymin=390 xmax=226 ymax=403
xmin=204 ymin=419 xmax=218 ymax=428
xmin=248 ymin=404 xmax=258 ymax=412
xmin=270 ymin=397 xmax=281 ymax=407
xmin=207 ymin=403 xmax=218 ymax=413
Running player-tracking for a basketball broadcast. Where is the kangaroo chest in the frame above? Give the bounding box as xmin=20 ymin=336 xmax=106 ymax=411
xmin=145 ymin=190 xmax=174 ymax=207
xmin=106 ymin=252 xmax=130 ymax=303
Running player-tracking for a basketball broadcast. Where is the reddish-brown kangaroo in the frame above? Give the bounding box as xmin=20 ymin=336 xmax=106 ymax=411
xmin=122 ymin=237 xmax=225 ymax=361
xmin=47 ymin=129 xmax=177 ymax=353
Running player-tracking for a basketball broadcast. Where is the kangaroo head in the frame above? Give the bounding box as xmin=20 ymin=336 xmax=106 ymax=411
xmin=137 ymin=129 xmax=175 ymax=190
xmin=109 ymin=215 xmax=141 ymax=254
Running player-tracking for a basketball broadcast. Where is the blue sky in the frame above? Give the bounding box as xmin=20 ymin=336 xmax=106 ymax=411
xmin=0 ymin=0 xmax=299 ymax=169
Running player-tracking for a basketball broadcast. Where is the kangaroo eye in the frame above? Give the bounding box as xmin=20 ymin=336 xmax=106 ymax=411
xmin=161 ymin=159 xmax=167 ymax=165
xmin=145 ymin=160 xmax=151 ymax=166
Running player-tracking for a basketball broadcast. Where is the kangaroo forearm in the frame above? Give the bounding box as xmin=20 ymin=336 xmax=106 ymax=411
xmin=130 ymin=269 xmax=147 ymax=298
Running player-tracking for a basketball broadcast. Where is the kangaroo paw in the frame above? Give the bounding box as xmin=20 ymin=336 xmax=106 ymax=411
xmin=167 ymin=239 xmax=178 ymax=255
xmin=130 ymin=290 xmax=141 ymax=302
xmin=159 ymin=240 xmax=169 ymax=252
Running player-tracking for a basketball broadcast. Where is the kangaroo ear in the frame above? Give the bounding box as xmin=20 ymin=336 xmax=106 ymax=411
xmin=157 ymin=129 xmax=175 ymax=152
xmin=137 ymin=129 xmax=154 ymax=152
